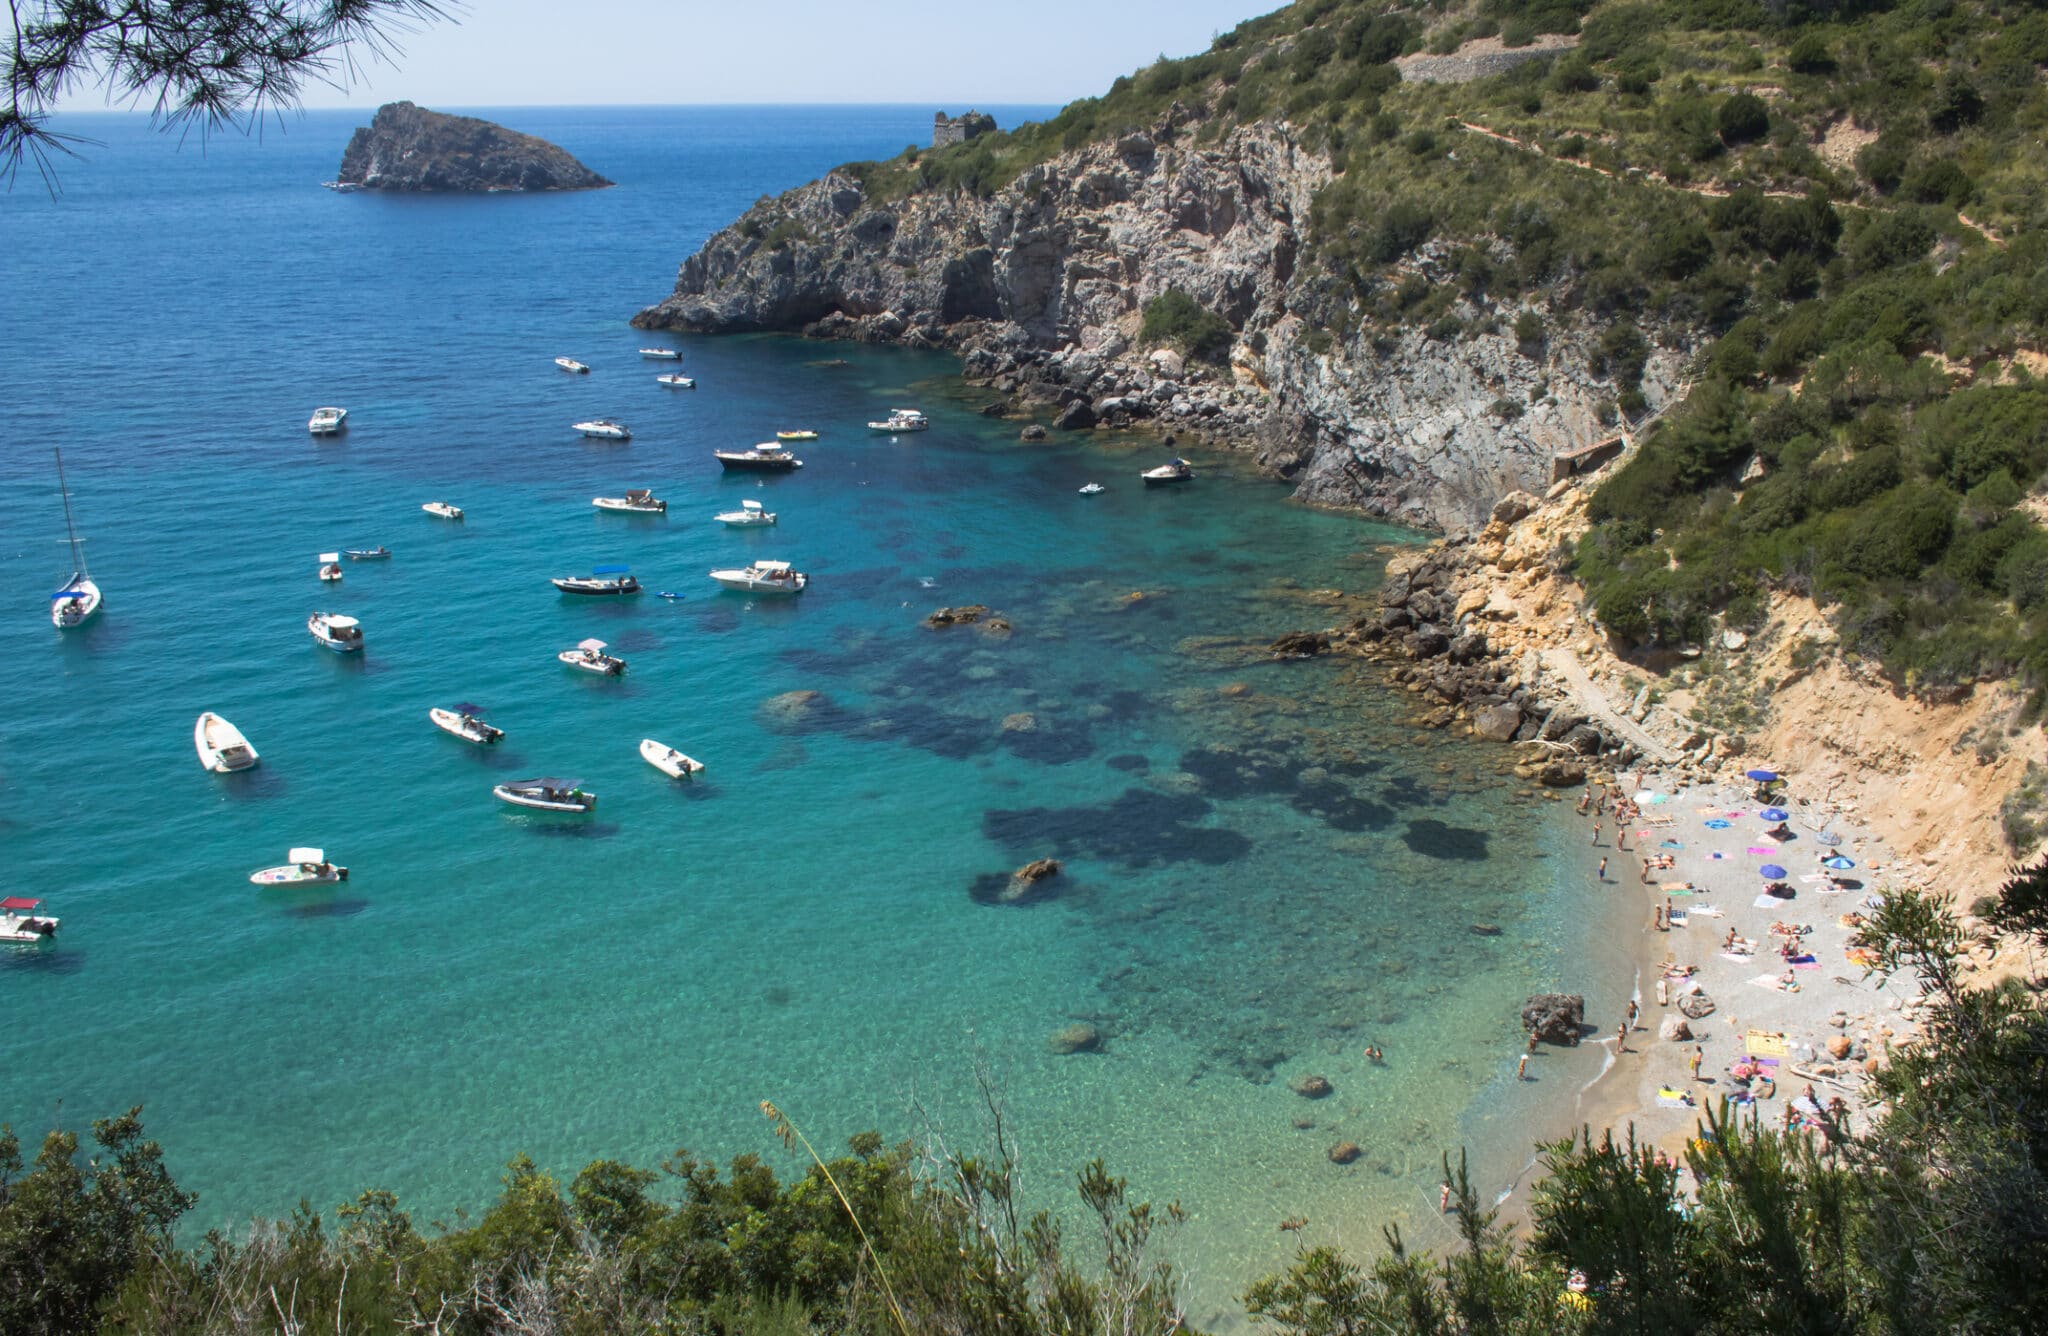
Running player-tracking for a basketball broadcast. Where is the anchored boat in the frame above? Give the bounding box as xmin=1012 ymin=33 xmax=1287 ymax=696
xmin=551 ymin=565 xmax=641 ymax=596
xmin=49 ymin=448 xmax=101 ymax=629
xmin=715 ymin=498 xmax=777 ymax=527
xmin=559 ymin=638 xmax=626 ymax=675
xmin=318 ymin=552 xmax=343 ymax=582
xmin=249 ymin=848 xmax=348 ymax=885
xmin=0 ymin=897 xmax=60 ymax=944
xmin=194 ymin=712 xmax=260 ymax=773
xmin=593 ymin=489 xmax=665 ymax=514
xmin=709 ymin=559 xmax=807 ymax=596
xmin=640 ymin=738 xmax=704 ymax=779
xmin=308 ymin=612 xmax=364 ymax=653
xmin=430 ymin=703 xmax=504 ymax=744
xmin=422 ymin=501 xmax=464 ymax=520
xmin=574 ymin=418 xmax=632 ymax=441
xmin=656 ymin=373 xmax=696 ymax=389
xmin=1141 ymin=458 xmax=1194 ymax=485
xmin=867 ymin=408 xmax=929 ymax=433
xmin=714 ymin=443 xmax=802 ymax=472
xmin=554 ymin=357 xmax=590 ymax=374
xmin=493 ymin=778 xmax=596 ymax=813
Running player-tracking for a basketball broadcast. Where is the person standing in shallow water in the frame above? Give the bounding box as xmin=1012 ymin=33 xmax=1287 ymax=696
xmin=1597 ymin=856 xmax=1609 ymax=882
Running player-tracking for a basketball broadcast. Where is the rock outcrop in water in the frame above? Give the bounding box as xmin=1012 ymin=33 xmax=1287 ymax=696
xmin=632 ymin=106 xmax=1689 ymax=532
xmin=336 ymin=102 xmax=611 ymax=193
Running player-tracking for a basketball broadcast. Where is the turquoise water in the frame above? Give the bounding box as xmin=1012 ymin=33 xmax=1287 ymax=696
xmin=0 ymin=108 xmax=1630 ymax=1321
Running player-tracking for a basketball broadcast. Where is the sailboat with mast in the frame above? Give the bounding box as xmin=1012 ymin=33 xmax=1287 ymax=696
xmin=49 ymin=448 xmax=101 ymax=629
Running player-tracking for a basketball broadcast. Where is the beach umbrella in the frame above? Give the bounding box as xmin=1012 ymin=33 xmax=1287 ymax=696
xmin=1823 ymin=855 xmax=1855 ymax=871
xmin=1759 ymin=864 xmax=1789 ymax=879
xmin=1746 ymin=769 xmax=1780 ymax=782
xmin=1760 ymin=807 xmax=1789 ymax=822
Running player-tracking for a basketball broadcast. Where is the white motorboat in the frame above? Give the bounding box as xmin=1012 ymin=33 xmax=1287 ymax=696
xmin=552 ymin=565 xmax=642 ymax=596
xmin=194 ymin=712 xmax=260 ymax=773
xmin=555 ymin=357 xmax=590 ymax=374
xmin=249 ymin=848 xmax=348 ymax=885
xmin=867 ymin=408 xmax=929 ymax=433
xmin=559 ymin=638 xmax=626 ymax=675
xmin=593 ymin=489 xmax=666 ymax=513
xmin=656 ymin=373 xmax=696 ymax=389
xmin=308 ymin=406 xmax=348 ymax=435
xmin=639 ymin=347 xmax=681 ymax=360
xmin=715 ymin=498 xmax=777 ymax=526
xmin=321 ymin=181 xmax=362 ymax=194
xmin=1078 ymin=483 xmax=1105 ymax=494
xmin=640 ymin=738 xmax=704 ymax=779
xmin=49 ymin=448 xmax=102 ymax=630
xmin=574 ymin=418 xmax=632 ymax=441
xmin=709 ymin=559 xmax=808 ymax=596
xmin=430 ymin=703 xmax=504 ymax=744
xmin=346 ymin=546 xmax=391 ymax=560
xmin=308 ymin=612 xmax=364 ymax=653
xmin=0 ymin=896 xmax=60 ymax=944
xmin=1141 ymin=457 xmax=1194 ymax=485
xmin=318 ymin=552 xmax=343 ymax=582
xmin=422 ymin=501 xmax=464 ymax=520
xmin=493 ymin=778 xmax=596 ymax=813
xmin=714 ymin=444 xmax=802 ymax=472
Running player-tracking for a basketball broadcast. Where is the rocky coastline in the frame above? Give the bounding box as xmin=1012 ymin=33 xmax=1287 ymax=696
xmin=336 ymin=101 xmax=612 ymax=193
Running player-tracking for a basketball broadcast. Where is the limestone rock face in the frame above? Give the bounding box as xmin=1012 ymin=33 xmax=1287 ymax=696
xmin=633 ymin=108 xmax=1692 ymax=532
xmin=337 ymin=102 xmax=611 ymax=193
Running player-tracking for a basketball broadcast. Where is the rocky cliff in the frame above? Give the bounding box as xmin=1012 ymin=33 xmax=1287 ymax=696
xmin=633 ymin=108 xmax=1688 ymax=532
xmin=336 ymin=102 xmax=611 ymax=193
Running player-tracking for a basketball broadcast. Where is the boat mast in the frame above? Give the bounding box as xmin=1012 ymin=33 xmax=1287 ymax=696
xmin=54 ymin=447 xmax=88 ymax=579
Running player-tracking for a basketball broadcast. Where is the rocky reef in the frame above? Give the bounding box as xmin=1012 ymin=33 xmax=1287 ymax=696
xmin=336 ymin=102 xmax=611 ymax=193
xmin=633 ymin=106 xmax=1689 ymax=532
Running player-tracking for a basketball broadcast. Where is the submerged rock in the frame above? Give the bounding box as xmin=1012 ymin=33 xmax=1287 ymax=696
xmin=1049 ymin=1023 xmax=1102 ymax=1054
xmin=1270 ymin=630 xmax=1331 ymax=658
xmin=336 ymin=102 xmax=611 ymax=192
xmin=924 ymin=604 xmax=991 ymax=628
xmin=755 ymin=689 xmax=839 ymax=734
xmin=1291 ymin=1074 xmax=1334 ymax=1099
xmin=1327 ymin=1141 xmax=1363 ymax=1165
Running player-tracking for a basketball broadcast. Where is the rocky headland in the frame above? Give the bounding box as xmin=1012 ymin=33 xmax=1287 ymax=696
xmin=336 ymin=101 xmax=612 ymax=193
xmin=633 ymin=107 xmax=1688 ymax=533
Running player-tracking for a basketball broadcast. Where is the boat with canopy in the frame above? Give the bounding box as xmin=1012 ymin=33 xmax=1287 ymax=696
xmin=0 ymin=897 xmax=60 ymax=943
xmin=559 ymin=638 xmax=626 ymax=675
xmin=430 ymin=703 xmax=504 ymax=744
xmin=249 ymin=848 xmax=348 ymax=885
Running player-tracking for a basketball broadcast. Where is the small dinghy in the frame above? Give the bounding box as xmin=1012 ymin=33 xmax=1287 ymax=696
xmin=554 ymin=357 xmax=590 ymax=374
xmin=422 ymin=501 xmax=464 ymax=520
xmin=308 ymin=612 xmax=364 ymax=653
xmin=639 ymin=347 xmax=681 ymax=360
xmin=709 ymin=559 xmax=807 ymax=596
xmin=593 ymin=489 xmax=665 ymax=514
xmin=430 ymin=703 xmax=503 ymax=744
xmin=716 ymin=498 xmax=777 ymax=526
xmin=574 ymin=418 xmax=632 ymax=441
xmin=0 ymin=896 xmax=59 ymax=944
xmin=1141 ymin=457 xmax=1194 ymax=485
xmin=194 ymin=712 xmax=260 ymax=772
xmin=345 ymin=546 xmax=391 ymax=560
xmin=494 ymin=778 xmax=596 ymax=813
xmin=640 ymin=738 xmax=704 ymax=779
xmin=775 ymin=429 xmax=819 ymax=442
xmin=307 ymin=406 xmax=348 ymax=435
xmin=552 ymin=565 xmax=641 ymax=596
xmin=656 ymin=373 xmax=696 ymax=389
xmin=559 ymin=638 xmax=626 ymax=675
xmin=249 ymin=848 xmax=348 ymax=885
xmin=1078 ymin=483 xmax=1105 ymax=495
xmin=714 ymin=444 xmax=802 ymax=472
xmin=318 ymin=552 xmax=343 ymax=582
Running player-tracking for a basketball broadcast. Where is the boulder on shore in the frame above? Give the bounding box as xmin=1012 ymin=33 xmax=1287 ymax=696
xmin=1521 ymin=993 xmax=1586 ymax=1046
xmin=1049 ymin=1023 xmax=1101 ymax=1054
xmin=336 ymin=101 xmax=611 ymax=192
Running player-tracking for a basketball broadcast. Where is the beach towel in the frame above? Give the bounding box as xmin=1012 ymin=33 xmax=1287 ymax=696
xmin=1750 ymin=973 xmax=1795 ymax=991
xmin=1690 ymin=905 xmax=1726 ymax=917
xmin=1660 ymin=840 xmax=1683 ymax=849
xmin=1787 ymin=953 xmax=1817 ymax=965
xmin=1656 ymin=1091 xmax=1695 ymax=1109
xmin=1792 ymin=959 xmax=1821 ymax=970
xmin=1755 ymin=893 xmax=1786 ymax=908
xmin=1727 ymin=811 xmax=1749 ymax=819
xmin=1745 ymin=1031 xmax=1790 ymax=1056
xmin=1800 ymin=874 xmax=1830 ymax=883
xmin=1746 ymin=846 xmax=1775 ymax=855
xmin=1704 ymin=819 xmax=1731 ymax=829
xmin=1721 ymin=951 xmax=1756 ymax=963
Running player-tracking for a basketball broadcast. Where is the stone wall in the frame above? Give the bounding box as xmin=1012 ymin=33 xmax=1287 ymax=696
xmin=1396 ymin=34 xmax=1577 ymax=85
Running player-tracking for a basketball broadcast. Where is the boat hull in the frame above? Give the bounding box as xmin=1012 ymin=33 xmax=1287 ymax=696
xmin=710 ymin=575 xmax=807 ymax=596
xmin=422 ymin=504 xmax=463 ymax=520
xmin=558 ymin=652 xmax=625 ymax=675
xmin=640 ymin=739 xmax=704 ymax=779
xmin=195 ymin=712 xmax=260 ymax=773
xmin=429 ymin=708 xmax=501 ymax=744
xmin=0 ymin=918 xmax=59 ymax=943
xmin=1142 ymin=474 xmax=1193 ymax=486
xmin=593 ymin=498 xmax=665 ymax=513
xmin=716 ymin=513 xmax=776 ymax=526
xmin=551 ymin=578 xmax=642 ymax=596
xmin=493 ymin=787 xmax=596 ymax=813
xmin=249 ymin=865 xmax=347 ymax=885
xmin=716 ymin=455 xmax=801 ymax=472
xmin=656 ymin=376 xmax=695 ymax=388
xmin=51 ymin=578 xmax=102 ymax=629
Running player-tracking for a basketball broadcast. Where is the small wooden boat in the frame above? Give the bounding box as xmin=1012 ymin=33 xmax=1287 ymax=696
xmin=194 ymin=712 xmax=260 ymax=773
xmin=1141 ymin=458 xmax=1194 ymax=485
xmin=494 ymin=778 xmax=596 ymax=813
xmin=307 ymin=406 xmax=348 ymax=435
xmin=422 ymin=501 xmax=464 ymax=520
xmin=574 ymin=418 xmax=632 ymax=441
xmin=552 ymin=566 xmax=641 ymax=596
xmin=308 ymin=612 xmax=364 ymax=652
xmin=249 ymin=848 xmax=348 ymax=885
xmin=554 ymin=357 xmax=590 ymax=374
xmin=656 ymin=374 xmax=696 ymax=389
xmin=559 ymin=638 xmax=626 ymax=675
xmin=776 ymin=429 xmax=819 ymax=442
xmin=714 ymin=444 xmax=802 ymax=472
xmin=639 ymin=347 xmax=681 ymax=360
xmin=318 ymin=552 xmax=343 ymax=582
xmin=430 ymin=703 xmax=503 ymax=744
xmin=709 ymin=559 xmax=807 ymax=596
xmin=593 ymin=489 xmax=665 ymax=513
xmin=715 ymin=499 xmax=776 ymax=526
xmin=640 ymin=738 xmax=704 ymax=779
xmin=345 ymin=546 xmax=391 ymax=560
xmin=0 ymin=897 xmax=60 ymax=943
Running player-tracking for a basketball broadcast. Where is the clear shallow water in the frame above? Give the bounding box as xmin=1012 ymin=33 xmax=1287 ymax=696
xmin=0 ymin=107 xmax=1630 ymax=1322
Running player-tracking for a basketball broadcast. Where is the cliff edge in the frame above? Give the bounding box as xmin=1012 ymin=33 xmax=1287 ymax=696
xmin=336 ymin=102 xmax=611 ymax=193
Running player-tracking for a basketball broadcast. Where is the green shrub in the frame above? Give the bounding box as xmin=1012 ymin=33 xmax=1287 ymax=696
xmin=1139 ymin=289 xmax=1233 ymax=359
xmin=1786 ymin=31 xmax=1836 ymax=74
xmin=1717 ymin=92 xmax=1770 ymax=145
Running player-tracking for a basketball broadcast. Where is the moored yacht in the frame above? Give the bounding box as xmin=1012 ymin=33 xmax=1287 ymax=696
xmin=639 ymin=347 xmax=681 ymax=360
xmin=709 ymin=559 xmax=807 ymax=596
xmin=429 ymin=703 xmax=504 ymax=744
xmin=249 ymin=848 xmax=348 ymax=885
xmin=307 ymin=406 xmax=348 ymax=435
xmin=714 ymin=443 xmax=802 ymax=472
xmin=1141 ymin=457 xmax=1194 ymax=485
xmin=49 ymin=448 xmax=101 ymax=630
xmin=0 ymin=897 xmax=60 ymax=944
xmin=574 ymin=418 xmax=632 ymax=441
xmin=554 ymin=357 xmax=590 ymax=374
xmin=593 ymin=489 xmax=665 ymax=513
xmin=715 ymin=498 xmax=777 ymax=526
xmin=308 ymin=612 xmax=364 ymax=652
xmin=867 ymin=408 xmax=929 ymax=433
xmin=551 ymin=565 xmax=641 ymax=596
xmin=493 ymin=778 xmax=596 ymax=812
xmin=194 ymin=712 xmax=260 ymax=772
xmin=559 ymin=638 xmax=626 ymax=675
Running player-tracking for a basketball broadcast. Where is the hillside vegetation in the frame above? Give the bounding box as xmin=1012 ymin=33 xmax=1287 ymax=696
xmin=845 ymin=0 xmax=2048 ymax=701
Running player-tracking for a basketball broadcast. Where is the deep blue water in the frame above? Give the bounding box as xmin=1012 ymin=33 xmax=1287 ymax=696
xmin=0 ymin=107 xmax=1633 ymax=1322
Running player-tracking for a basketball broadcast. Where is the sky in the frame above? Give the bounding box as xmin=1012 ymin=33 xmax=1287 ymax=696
xmin=271 ymin=0 xmax=1287 ymax=109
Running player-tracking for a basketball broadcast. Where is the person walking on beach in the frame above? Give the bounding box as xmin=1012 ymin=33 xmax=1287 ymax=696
xmin=1597 ymin=857 xmax=1609 ymax=882
xmin=1618 ymin=827 xmax=1630 ymax=852
xmin=1625 ymin=999 xmax=1639 ymax=1030
xmin=1614 ymin=1023 xmax=1628 ymax=1053
xmin=1690 ymin=1045 xmax=1705 ymax=1082
xmin=1641 ymin=857 xmax=1653 ymax=884
xmin=1592 ymin=822 xmax=1602 ymax=847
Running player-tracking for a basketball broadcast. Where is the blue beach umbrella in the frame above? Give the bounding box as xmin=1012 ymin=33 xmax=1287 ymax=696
xmin=1760 ymin=807 xmax=1790 ymax=822
xmin=1759 ymin=864 xmax=1789 ymax=879
xmin=1747 ymin=769 xmax=1780 ymax=782
xmin=1704 ymin=818 xmax=1732 ymax=829
xmin=1823 ymin=855 xmax=1856 ymax=871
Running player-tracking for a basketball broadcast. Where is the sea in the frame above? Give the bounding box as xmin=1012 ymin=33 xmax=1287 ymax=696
xmin=0 ymin=106 xmax=1635 ymax=1324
